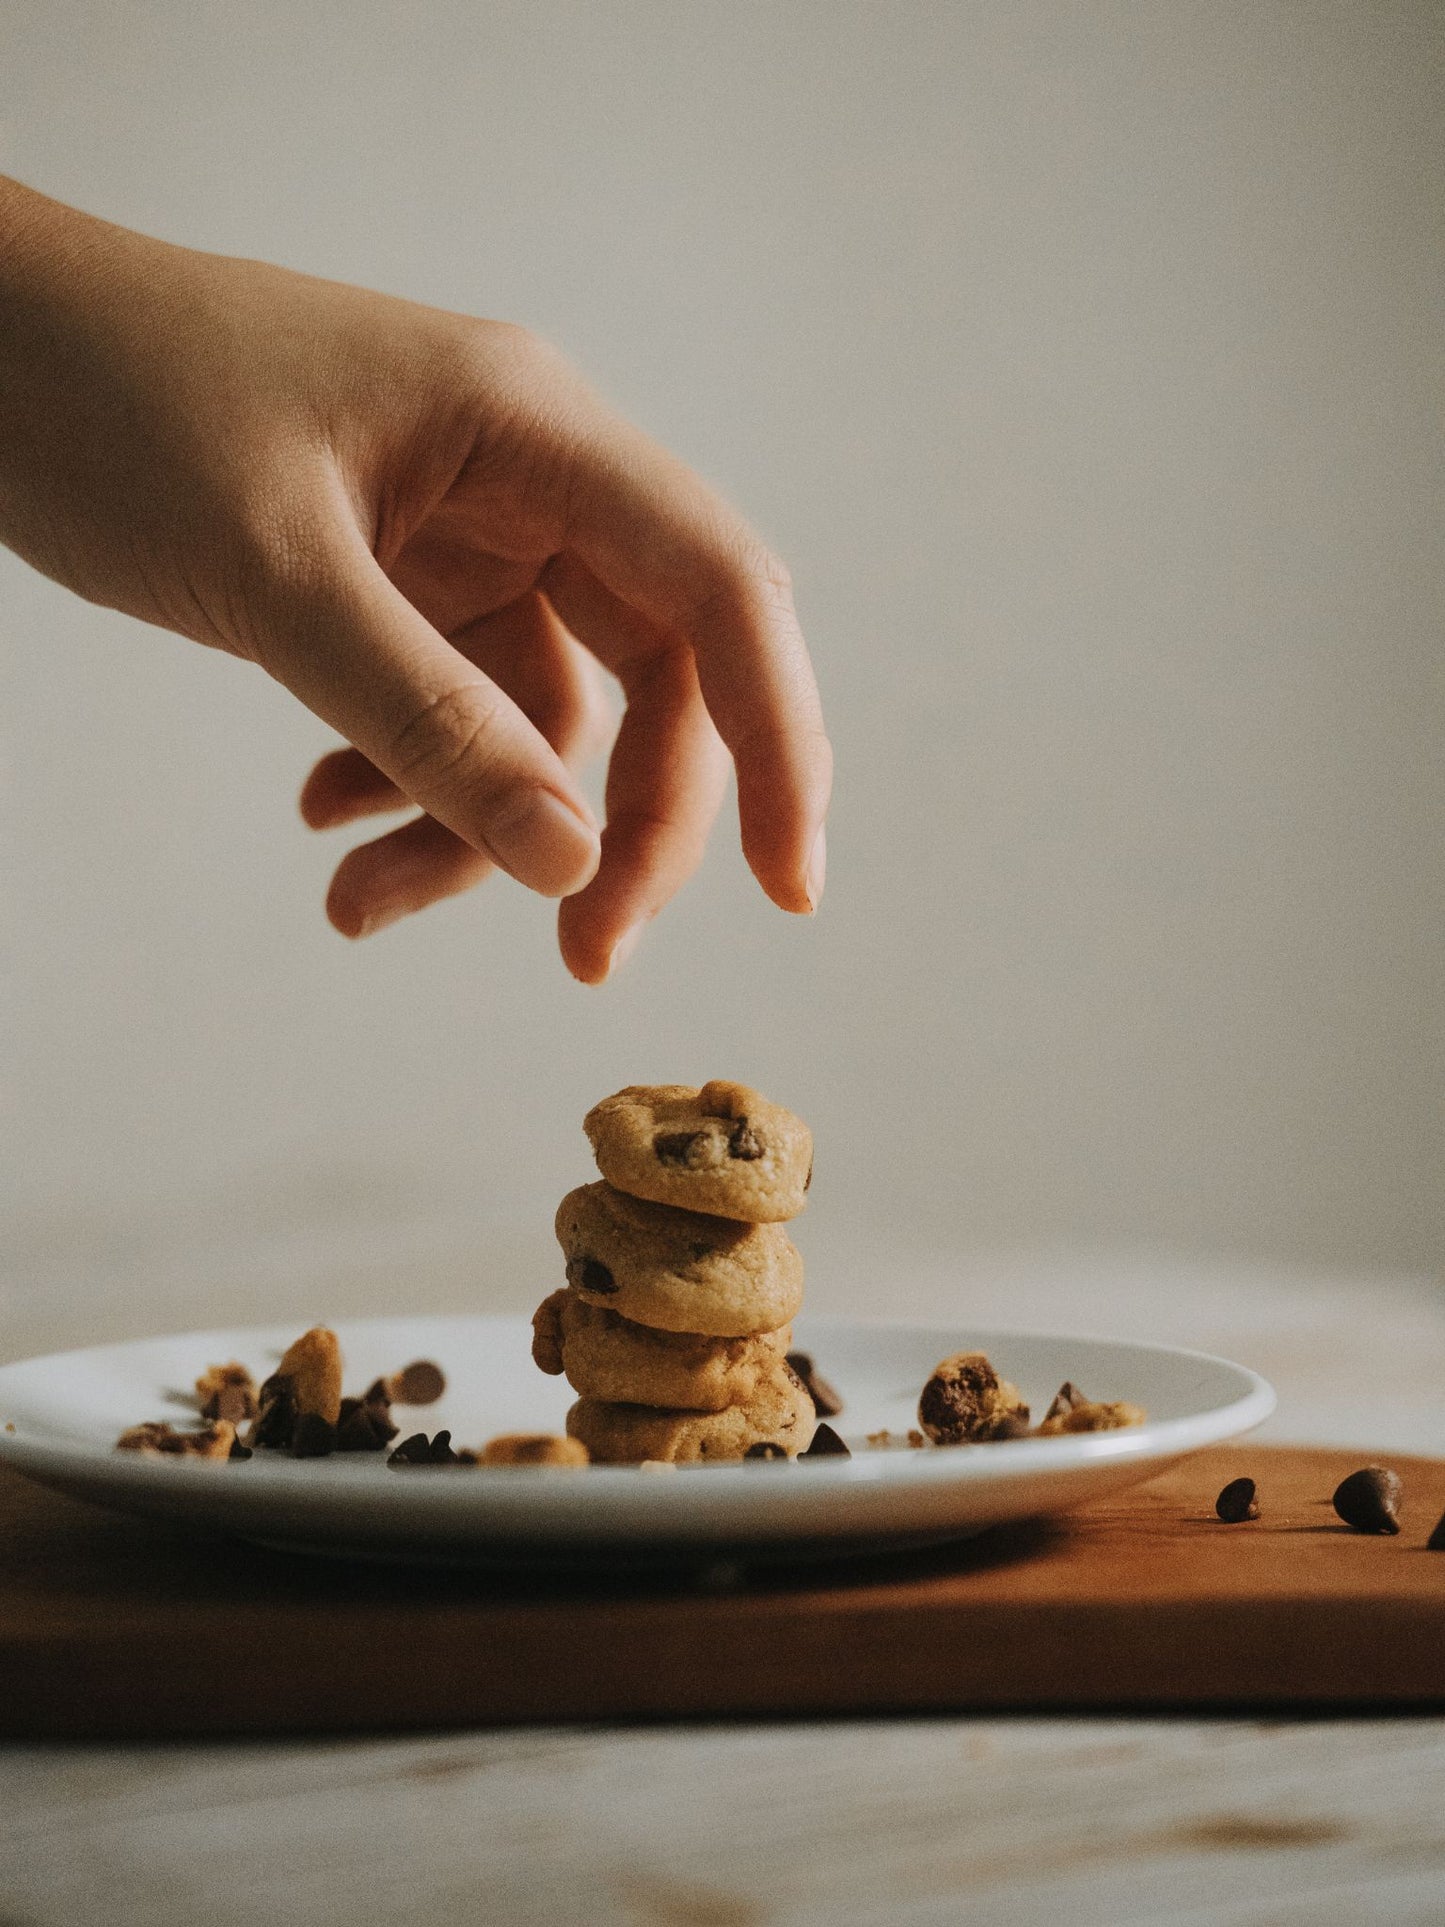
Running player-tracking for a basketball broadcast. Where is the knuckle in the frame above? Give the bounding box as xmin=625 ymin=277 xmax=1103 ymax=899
xmin=388 ymin=682 xmax=506 ymax=798
xmin=683 ymin=533 xmax=794 ymax=633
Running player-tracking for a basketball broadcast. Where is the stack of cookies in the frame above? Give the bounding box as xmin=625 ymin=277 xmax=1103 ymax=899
xmin=532 ymin=1081 xmax=817 ymax=1463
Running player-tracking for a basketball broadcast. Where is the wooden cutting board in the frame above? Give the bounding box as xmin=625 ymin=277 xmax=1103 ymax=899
xmin=2 ymin=1445 xmax=1442 ymax=1738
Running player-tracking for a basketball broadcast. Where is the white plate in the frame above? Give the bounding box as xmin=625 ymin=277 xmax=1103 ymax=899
xmin=0 ymin=1315 xmax=1274 ymax=1566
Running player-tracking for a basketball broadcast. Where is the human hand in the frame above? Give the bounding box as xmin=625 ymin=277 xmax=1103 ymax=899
xmin=0 ymin=179 xmax=830 ymax=980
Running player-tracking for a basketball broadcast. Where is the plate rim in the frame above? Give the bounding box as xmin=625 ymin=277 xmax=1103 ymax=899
xmin=0 ymin=1312 xmax=1278 ymax=1498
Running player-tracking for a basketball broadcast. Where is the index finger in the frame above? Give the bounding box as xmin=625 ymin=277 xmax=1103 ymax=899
xmin=560 ymin=410 xmax=831 ymax=913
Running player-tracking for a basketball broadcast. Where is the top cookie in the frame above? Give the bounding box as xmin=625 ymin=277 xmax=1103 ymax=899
xmin=583 ymin=1080 xmax=812 ymax=1223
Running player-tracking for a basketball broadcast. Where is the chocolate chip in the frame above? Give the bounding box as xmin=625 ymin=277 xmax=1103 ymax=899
xmin=391 ymin=1360 xmax=445 ymax=1406
xmin=228 ymin=1438 xmax=253 ymax=1461
xmin=1215 ymin=1476 xmax=1260 ymax=1523
xmin=290 ymin=1413 xmax=337 ymax=1459
xmin=252 ymin=1377 xmax=297 ymax=1450
xmin=727 ymin=1118 xmax=764 ymax=1160
xmin=1332 ymin=1466 xmax=1402 ymax=1534
xmin=336 ymin=1398 xmax=398 ymax=1452
xmin=1427 ymin=1510 xmax=1445 ymax=1551
xmin=785 ymin=1351 xmax=844 ymax=1418
xmin=744 ymin=1441 xmax=787 ymax=1459
xmin=576 ymin=1257 xmax=617 ymax=1296
xmin=428 ymin=1430 xmax=458 ymax=1465
xmin=1043 ymin=1382 xmax=1085 ymax=1425
xmin=654 ymin=1130 xmax=705 ymax=1165
xmin=801 ymin=1423 xmax=851 ymax=1458
xmin=387 ymin=1432 xmax=434 ymax=1466
xmin=362 ymin=1378 xmax=393 ymax=1408
xmin=803 ymin=1160 xmax=813 ymax=1192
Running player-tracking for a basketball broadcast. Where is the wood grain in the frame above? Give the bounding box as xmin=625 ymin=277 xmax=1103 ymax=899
xmin=6 ymin=1717 xmax=1445 ymax=1927
xmin=3 ymin=1444 xmax=1443 ymax=1738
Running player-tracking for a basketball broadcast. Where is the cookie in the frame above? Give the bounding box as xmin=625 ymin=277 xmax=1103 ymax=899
xmin=583 ymin=1081 xmax=812 ymax=1223
xmin=555 ymin=1181 xmax=804 ymax=1337
xmin=532 ymin=1286 xmax=792 ymax=1411
xmin=917 ymin=1351 xmax=1030 ymax=1445
xmin=565 ymin=1359 xmax=817 ymax=1464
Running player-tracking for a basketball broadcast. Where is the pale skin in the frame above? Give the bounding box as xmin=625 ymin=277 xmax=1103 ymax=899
xmin=0 ymin=178 xmax=830 ymax=982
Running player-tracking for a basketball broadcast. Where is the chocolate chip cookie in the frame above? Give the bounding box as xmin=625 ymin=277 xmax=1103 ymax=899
xmin=532 ymin=1286 xmax=792 ymax=1411
xmin=565 ymin=1357 xmax=817 ymax=1463
xmin=555 ymin=1180 xmax=804 ymax=1337
xmin=583 ymin=1081 xmax=812 ymax=1223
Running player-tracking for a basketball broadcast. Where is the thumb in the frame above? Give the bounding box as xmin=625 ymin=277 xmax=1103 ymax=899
xmin=261 ymin=529 xmax=601 ymax=899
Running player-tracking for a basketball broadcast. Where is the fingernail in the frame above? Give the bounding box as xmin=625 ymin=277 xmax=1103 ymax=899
xmin=607 ymin=922 xmax=645 ymax=977
xmin=804 ymin=824 xmax=827 ymax=911
xmin=485 ymin=790 xmax=600 ymax=897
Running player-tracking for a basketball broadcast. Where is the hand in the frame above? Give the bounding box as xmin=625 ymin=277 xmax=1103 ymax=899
xmin=0 ymin=179 xmax=831 ymax=980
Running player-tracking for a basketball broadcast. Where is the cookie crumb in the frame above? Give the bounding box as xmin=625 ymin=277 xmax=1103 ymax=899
xmin=479 ymin=1433 xmax=589 ymax=1467
xmin=866 ymin=1428 xmax=892 ymax=1448
xmin=1037 ymin=1398 xmax=1146 ymax=1436
xmin=906 ymin=1429 xmax=927 ymax=1449
xmin=638 ymin=1458 xmax=678 ymax=1473
xmin=386 ymin=1360 xmax=446 ymax=1406
xmin=194 ymin=1362 xmax=258 ymax=1423
xmin=918 ymin=1352 xmax=1030 ymax=1445
xmin=115 ymin=1419 xmax=236 ymax=1461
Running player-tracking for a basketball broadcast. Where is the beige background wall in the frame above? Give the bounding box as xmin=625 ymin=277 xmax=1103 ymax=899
xmin=2 ymin=2 xmax=1441 ymax=1351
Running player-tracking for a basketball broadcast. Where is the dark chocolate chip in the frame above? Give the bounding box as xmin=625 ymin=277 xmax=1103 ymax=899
xmin=290 ymin=1413 xmax=337 ymax=1459
xmin=1043 ymin=1382 xmax=1085 ymax=1425
xmin=428 ymin=1430 xmax=458 ymax=1465
xmin=1427 ymin=1509 xmax=1445 ymax=1551
xmin=388 ymin=1431 xmax=434 ymax=1466
xmin=786 ymin=1351 xmax=844 ymax=1418
xmin=362 ymin=1378 xmax=393 ymax=1409
xmin=1332 ymin=1466 xmax=1402 ymax=1534
xmin=801 ymin=1423 xmax=851 ymax=1459
xmin=577 ymin=1257 xmax=617 ymax=1296
xmin=252 ymin=1378 xmax=297 ymax=1450
xmin=727 ymin=1118 xmax=764 ymax=1161
xmin=391 ymin=1360 xmax=445 ymax=1406
xmin=1215 ymin=1476 xmax=1260 ymax=1523
xmin=744 ymin=1441 xmax=787 ymax=1460
xmin=654 ymin=1130 xmax=705 ymax=1165
xmin=228 ymin=1438 xmax=253 ymax=1461
xmin=989 ymin=1410 xmax=1032 ymax=1440
xmin=336 ymin=1399 xmax=398 ymax=1452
